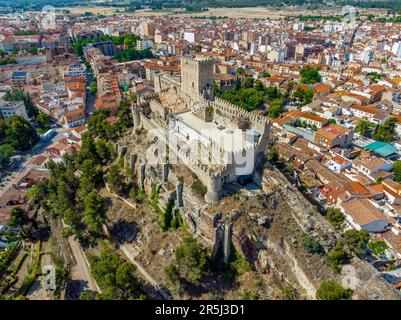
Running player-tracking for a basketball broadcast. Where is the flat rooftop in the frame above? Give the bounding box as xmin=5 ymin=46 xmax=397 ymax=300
xmin=174 ymin=111 xmax=254 ymax=153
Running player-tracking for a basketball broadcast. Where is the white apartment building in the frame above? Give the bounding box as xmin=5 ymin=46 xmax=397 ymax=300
xmin=0 ymin=100 xmax=28 ymax=120
xmin=63 ymin=63 xmax=87 ymax=78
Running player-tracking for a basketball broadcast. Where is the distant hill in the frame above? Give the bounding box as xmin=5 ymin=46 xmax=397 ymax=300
xmin=126 ymin=0 xmax=401 ymax=13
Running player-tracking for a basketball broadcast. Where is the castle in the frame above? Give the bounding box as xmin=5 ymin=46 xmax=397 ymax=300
xmin=131 ymin=55 xmax=270 ymax=203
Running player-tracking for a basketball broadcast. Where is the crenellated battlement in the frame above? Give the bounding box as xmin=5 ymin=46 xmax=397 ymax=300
xmin=181 ymin=54 xmax=214 ymax=63
xmin=144 ymin=120 xmax=229 ymax=187
xmin=197 ymin=95 xmax=269 ymax=133
xmin=134 ymin=56 xmax=270 ymax=203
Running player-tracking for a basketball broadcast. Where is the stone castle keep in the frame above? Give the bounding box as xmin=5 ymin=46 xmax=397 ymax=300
xmin=131 ymin=55 xmax=270 ymax=203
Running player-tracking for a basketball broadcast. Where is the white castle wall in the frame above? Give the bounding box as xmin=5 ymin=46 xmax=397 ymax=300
xmin=135 ymin=70 xmax=271 ymax=203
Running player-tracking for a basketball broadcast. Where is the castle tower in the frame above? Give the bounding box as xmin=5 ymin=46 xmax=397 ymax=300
xmin=204 ymin=175 xmax=222 ymax=203
xmin=131 ymin=105 xmax=141 ymax=131
xmin=181 ymin=55 xmax=214 ymax=101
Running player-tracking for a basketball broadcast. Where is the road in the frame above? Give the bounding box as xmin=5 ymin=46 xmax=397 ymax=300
xmin=86 ymin=71 xmax=96 ymax=117
xmin=0 ymin=126 xmax=68 ymax=193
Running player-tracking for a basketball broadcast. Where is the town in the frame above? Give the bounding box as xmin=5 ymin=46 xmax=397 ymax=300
xmin=0 ymin=2 xmax=401 ymax=301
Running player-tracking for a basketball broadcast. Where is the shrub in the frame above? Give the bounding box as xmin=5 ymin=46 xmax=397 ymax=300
xmin=191 ymin=178 xmax=207 ymax=197
xmin=281 ymin=285 xmax=299 ymax=300
xmin=327 ymin=242 xmax=347 ymax=273
xmin=326 ymin=207 xmax=345 ymax=230
xmin=316 ymin=280 xmax=352 ymax=300
xmin=165 ymin=235 xmax=208 ymax=285
xmin=301 ymin=234 xmax=323 ymax=254
xmin=343 ymin=229 xmax=370 ymax=256
xmin=367 ymin=240 xmax=388 ymax=256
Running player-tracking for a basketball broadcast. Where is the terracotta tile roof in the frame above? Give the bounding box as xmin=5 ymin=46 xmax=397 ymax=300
xmin=350 ymin=104 xmax=380 ymax=114
xmin=332 ymin=155 xmax=351 ymax=166
xmin=313 ymin=83 xmax=332 ymax=94
xmin=341 ymin=198 xmax=393 ymax=226
xmin=382 ymin=178 xmax=401 ymax=197
xmin=300 ymin=112 xmax=327 ymax=123
xmin=382 ymin=231 xmax=401 ymax=256
xmin=367 ymin=84 xmax=386 ymax=93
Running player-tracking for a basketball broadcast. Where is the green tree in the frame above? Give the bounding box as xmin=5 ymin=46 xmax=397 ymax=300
xmin=63 ymin=208 xmax=85 ymax=242
xmin=301 ymin=234 xmax=323 ymax=254
xmin=300 ymin=66 xmax=322 ymax=84
xmin=267 ymin=98 xmax=284 ymax=119
xmin=28 ymin=180 xmax=48 ymax=206
xmin=166 ymin=235 xmax=208 ymax=285
xmin=343 ymin=229 xmax=370 ymax=255
xmin=236 ymin=67 xmax=246 ymax=79
xmin=219 ymin=87 xmax=264 ymax=111
xmin=254 ymin=80 xmax=264 ymax=91
xmin=160 ymin=198 xmax=175 ymax=231
xmin=76 ymin=133 xmax=99 ymax=165
xmin=194 ymin=44 xmax=202 ymax=52
xmin=28 ymin=47 xmax=38 ymax=55
xmin=191 ymin=178 xmax=207 ymax=197
xmin=35 ymin=112 xmax=50 ymax=133
xmin=118 ymin=102 xmax=133 ymax=131
xmin=316 ymin=280 xmax=352 ymax=300
xmin=327 ymin=242 xmax=347 ymax=273
xmin=368 ymin=72 xmax=382 ymax=83
xmin=89 ymin=242 xmax=144 ymax=300
xmin=0 ymin=144 xmax=15 ymax=169
xmin=107 ymin=164 xmax=125 ymax=195
xmin=355 ymin=120 xmax=375 ymax=138
xmin=393 ymin=161 xmax=401 ymax=182
xmin=129 ymin=92 xmax=137 ymax=104
xmin=264 ymin=86 xmax=280 ymax=101
xmin=9 ymin=207 xmax=32 ymax=237
xmin=87 ymin=109 xmax=110 ymax=138
xmin=373 ymin=117 xmax=396 ymax=142
xmin=328 ymin=118 xmax=336 ymax=124
xmin=116 ymin=262 xmax=137 ymax=291
xmin=2 ymin=115 xmax=39 ymax=151
xmin=83 ymin=190 xmax=106 ymax=238
xmin=326 ymin=207 xmax=345 ymax=230
xmin=96 ymin=139 xmax=115 ymax=164
xmin=79 ymin=159 xmax=103 ymax=191
xmin=243 ymin=77 xmax=254 ymax=88
xmin=90 ymin=80 xmax=97 ymax=96
xmin=293 ymin=87 xmax=314 ymax=106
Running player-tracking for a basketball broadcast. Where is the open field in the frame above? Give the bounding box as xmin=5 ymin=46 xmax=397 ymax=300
xmin=57 ymin=6 xmax=125 ymax=15
xmin=134 ymin=6 xmax=389 ymax=19
xmin=56 ymin=5 xmax=390 ymax=19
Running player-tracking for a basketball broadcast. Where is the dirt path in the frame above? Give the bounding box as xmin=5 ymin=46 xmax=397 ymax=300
xmin=67 ymin=235 xmax=100 ymax=295
xmin=102 ymin=185 xmax=172 ymax=300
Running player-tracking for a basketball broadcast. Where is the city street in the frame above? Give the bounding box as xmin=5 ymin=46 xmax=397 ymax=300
xmin=0 ymin=126 xmax=68 ymax=193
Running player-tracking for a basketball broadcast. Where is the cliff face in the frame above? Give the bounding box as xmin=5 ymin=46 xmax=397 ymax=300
xmin=202 ymin=167 xmax=400 ymax=300
xmin=116 ymin=133 xmax=400 ymax=300
xmin=266 ymin=168 xmax=400 ymax=299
